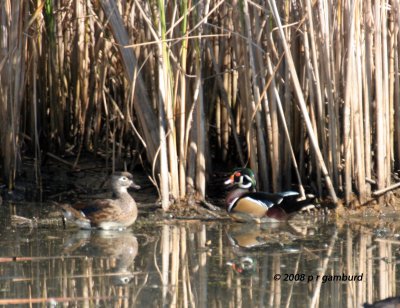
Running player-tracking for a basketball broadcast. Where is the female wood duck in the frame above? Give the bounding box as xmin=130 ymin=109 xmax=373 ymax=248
xmin=224 ymin=168 xmax=315 ymax=223
xmin=63 ymin=230 xmax=138 ymax=285
xmin=61 ymin=172 xmax=140 ymax=230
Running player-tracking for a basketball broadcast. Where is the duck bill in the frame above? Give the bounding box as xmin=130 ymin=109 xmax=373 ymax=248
xmin=130 ymin=181 xmax=141 ymax=190
xmin=224 ymin=175 xmax=234 ymax=186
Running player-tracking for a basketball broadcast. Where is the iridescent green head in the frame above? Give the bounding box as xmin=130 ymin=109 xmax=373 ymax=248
xmin=224 ymin=168 xmax=256 ymax=190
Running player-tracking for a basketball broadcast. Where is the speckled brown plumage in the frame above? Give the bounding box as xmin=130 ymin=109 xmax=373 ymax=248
xmin=63 ymin=230 xmax=138 ymax=285
xmin=61 ymin=172 xmax=140 ymax=230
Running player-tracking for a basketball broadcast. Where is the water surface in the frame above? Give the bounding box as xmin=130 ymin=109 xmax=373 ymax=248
xmin=0 ymin=203 xmax=399 ymax=307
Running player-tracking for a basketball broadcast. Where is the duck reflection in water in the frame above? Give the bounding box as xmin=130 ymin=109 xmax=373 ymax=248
xmin=63 ymin=230 xmax=138 ymax=285
xmin=226 ymin=256 xmax=257 ymax=275
xmin=226 ymin=219 xmax=316 ymax=250
xmin=364 ymin=296 xmax=400 ymax=308
xmin=225 ymin=222 xmax=318 ymax=276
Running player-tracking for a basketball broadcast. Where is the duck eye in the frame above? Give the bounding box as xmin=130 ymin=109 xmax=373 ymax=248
xmin=121 ymin=176 xmax=127 ymax=181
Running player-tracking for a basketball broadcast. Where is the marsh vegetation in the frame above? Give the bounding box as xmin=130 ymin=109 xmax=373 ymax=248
xmin=1 ymin=0 xmax=400 ymax=209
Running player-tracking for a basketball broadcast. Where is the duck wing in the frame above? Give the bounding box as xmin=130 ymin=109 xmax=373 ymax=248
xmin=241 ymin=191 xmax=299 ymax=207
xmin=274 ymin=191 xmax=315 ymax=214
xmin=71 ymin=199 xmax=118 ymax=221
xmin=241 ymin=191 xmax=313 ymax=218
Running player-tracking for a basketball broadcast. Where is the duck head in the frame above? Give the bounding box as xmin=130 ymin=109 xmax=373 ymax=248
xmin=111 ymin=172 xmax=141 ymax=194
xmin=224 ymin=168 xmax=257 ymax=207
xmin=224 ymin=168 xmax=256 ymax=190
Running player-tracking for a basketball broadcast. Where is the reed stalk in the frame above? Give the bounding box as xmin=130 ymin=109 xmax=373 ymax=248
xmin=0 ymin=0 xmax=27 ymax=190
xmin=242 ymin=0 xmax=269 ymax=191
xmin=156 ymin=0 xmax=173 ymax=209
xmin=374 ymin=0 xmax=385 ymax=203
xmin=178 ymin=0 xmax=189 ymax=199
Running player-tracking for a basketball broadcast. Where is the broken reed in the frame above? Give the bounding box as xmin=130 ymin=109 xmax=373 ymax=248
xmin=0 ymin=0 xmax=399 ymax=207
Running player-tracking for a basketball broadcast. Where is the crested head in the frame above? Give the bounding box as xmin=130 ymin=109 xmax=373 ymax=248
xmin=112 ymin=171 xmax=133 ymax=179
xmin=224 ymin=168 xmax=256 ymax=190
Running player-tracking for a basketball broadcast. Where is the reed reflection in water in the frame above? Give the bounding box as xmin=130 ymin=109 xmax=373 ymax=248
xmin=0 ymin=216 xmax=400 ymax=307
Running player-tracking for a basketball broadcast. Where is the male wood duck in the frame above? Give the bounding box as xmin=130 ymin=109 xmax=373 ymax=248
xmin=224 ymin=168 xmax=315 ymax=223
xmin=61 ymin=172 xmax=140 ymax=230
xmin=226 ymin=256 xmax=256 ymax=275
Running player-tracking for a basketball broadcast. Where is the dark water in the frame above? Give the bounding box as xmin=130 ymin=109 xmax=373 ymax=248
xmin=1 ymin=203 xmax=400 ymax=307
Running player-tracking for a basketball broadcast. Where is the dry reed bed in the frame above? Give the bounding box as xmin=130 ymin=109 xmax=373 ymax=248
xmin=0 ymin=0 xmax=399 ymax=208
